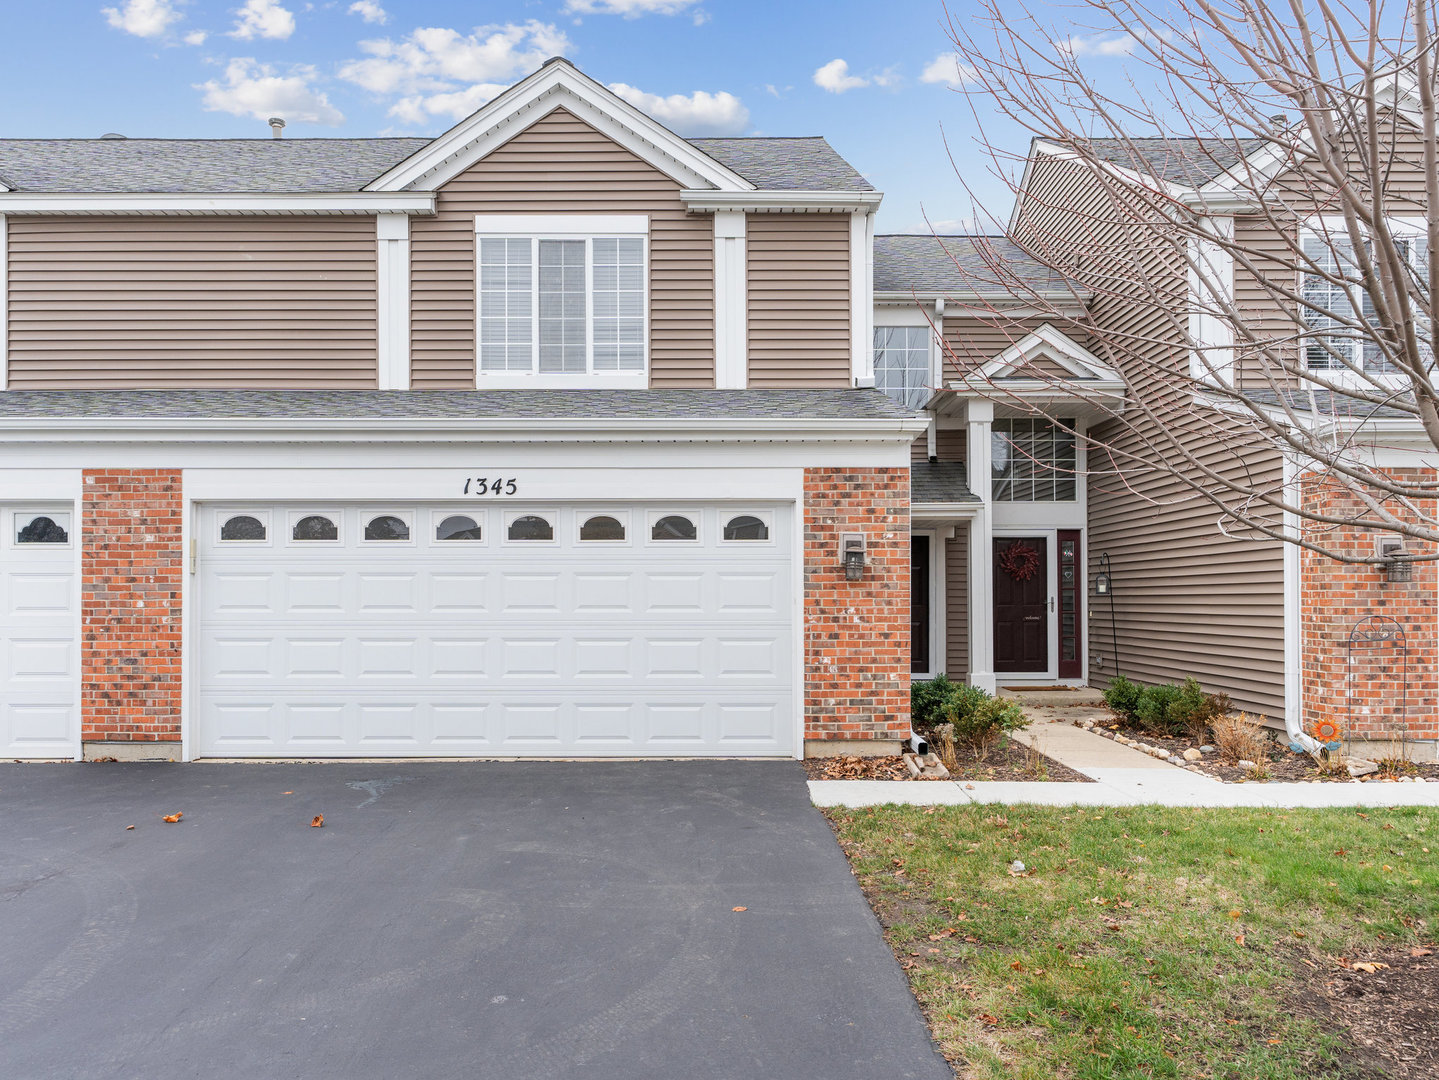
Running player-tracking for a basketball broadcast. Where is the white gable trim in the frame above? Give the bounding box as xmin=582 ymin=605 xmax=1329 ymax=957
xmin=366 ymin=59 xmax=755 ymax=194
xmin=979 ymin=323 xmax=1121 ymax=383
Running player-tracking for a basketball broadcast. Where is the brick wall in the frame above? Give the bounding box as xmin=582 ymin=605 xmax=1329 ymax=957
xmin=1299 ymin=470 xmax=1438 ymax=744
xmin=82 ymin=469 xmax=184 ymax=744
xmin=803 ymin=467 xmax=910 ymax=745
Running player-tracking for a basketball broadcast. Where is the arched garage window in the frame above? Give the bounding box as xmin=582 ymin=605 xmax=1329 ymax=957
xmin=292 ymin=515 xmax=339 ymax=542
xmin=436 ymin=515 xmax=482 ymax=541
xmin=365 ymin=515 xmax=410 ymax=541
xmin=580 ymin=515 xmax=626 ymax=541
xmin=723 ymin=515 xmax=769 ymax=541
xmin=508 ymin=515 xmax=554 ymax=541
xmin=651 ymin=515 xmax=697 ymax=541
xmin=16 ymin=514 xmax=69 ymax=544
xmin=220 ymin=515 xmax=266 ymax=542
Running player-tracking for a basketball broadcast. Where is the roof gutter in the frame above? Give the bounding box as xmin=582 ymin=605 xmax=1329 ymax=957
xmin=0 ymin=192 xmax=437 ymax=215
xmin=679 ymin=190 xmax=882 ymax=214
xmin=0 ymin=414 xmax=931 ymax=444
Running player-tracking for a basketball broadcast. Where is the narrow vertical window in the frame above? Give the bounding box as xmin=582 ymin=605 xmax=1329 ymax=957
xmin=538 ymin=239 xmax=587 ymax=373
xmin=479 ymin=238 xmax=533 ymax=373
xmin=592 ymin=238 xmax=646 ymax=371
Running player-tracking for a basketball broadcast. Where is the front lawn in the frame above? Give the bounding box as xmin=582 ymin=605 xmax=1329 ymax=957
xmin=828 ymin=805 xmax=1439 ymax=1079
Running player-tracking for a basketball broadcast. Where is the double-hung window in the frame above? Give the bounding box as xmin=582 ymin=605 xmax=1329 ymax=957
xmin=873 ymin=326 xmax=933 ymax=409
xmin=1301 ymin=222 xmax=1430 ymax=374
xmin=476 ymin=215 xmax=649 ymax=384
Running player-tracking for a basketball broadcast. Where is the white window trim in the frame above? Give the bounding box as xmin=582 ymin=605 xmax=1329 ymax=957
xmin=1299 ymin=214 xmax=1429 ymax=388
xmin=474 ymin=214 xmax=650 ymax=389
xmin=1187 ymin=215 xmax=1235 ymax=387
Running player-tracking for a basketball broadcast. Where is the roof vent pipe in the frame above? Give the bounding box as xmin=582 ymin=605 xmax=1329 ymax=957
xmin=100 ymin=132 xmax=127 ymax=140
xmin=268 ymin=117 xmax=286 ymax=139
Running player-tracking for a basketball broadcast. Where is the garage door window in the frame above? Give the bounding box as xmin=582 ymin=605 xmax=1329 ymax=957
xmin=723 ymin=515 xmax=770 ymax=542
xmin=580 ymin=515 xmax=626 ymax=541
xmin=220 ymin=514 xmax=267 ymax=542
xmin=16 ymin=513 xmax=70 ymax=544
xmin=435 ymin=514 xmax=483 ymax=542
xmin=508 ymin=514 xmax=554 ymax=541
xmin=365 ymin=514 xmax=411 ymax=542
xmin=651 ymin=514 xmax=697 ymax=542
xmin=292 ymin=515 xmax=339 ymax=542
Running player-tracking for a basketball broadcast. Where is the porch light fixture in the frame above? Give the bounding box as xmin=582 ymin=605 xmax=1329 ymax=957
xmin=840 ymin=533 xmax=867 ymax=581
xmin=1095 ymin=568 xmax=1111 ymax=596
xmin=1379 ymin=536 xmax=1413 ymax=583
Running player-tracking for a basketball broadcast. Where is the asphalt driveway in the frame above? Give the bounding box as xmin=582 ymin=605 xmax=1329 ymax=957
xmin=0 ymin=761 xmax=951 ymax=1080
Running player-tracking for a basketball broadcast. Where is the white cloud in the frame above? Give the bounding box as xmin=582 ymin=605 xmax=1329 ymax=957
xmin=339 ymin=21 xmax=569 ymax=124
xmin=1059 ymin=33 xmax=1140 ymax=57
xmin=347 ymin=0 xmax=386 ymax=25
xmin=813 ymin=58 xmax=868 ymax=94
xmin=229 ymin=0 xmax=295 ymax=41
xmin=102 ymin=0 xmax=183 ymax=37
xmin=919 ymin=53 xmax=978 ymax=88
xmin=196 ymin=57 xmax=343 ymax=125
xmin=183 ymin=29 xmax=207 ymax=45
xmin=563 ymin=0 xmax=701 ymax=16
xmin=606 ymin=83 xmax=748 ymax=136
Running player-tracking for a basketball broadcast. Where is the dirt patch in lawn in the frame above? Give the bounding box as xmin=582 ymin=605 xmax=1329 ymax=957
xmin=803 ymin=739 xmax=1094 ymax=783
xmin=1292 ymin=944 xmax=1439 ymax=1079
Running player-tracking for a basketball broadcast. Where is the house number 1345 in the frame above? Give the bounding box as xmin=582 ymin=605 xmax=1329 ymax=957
xmin=463 ymin=477 xmax=519 ymax=496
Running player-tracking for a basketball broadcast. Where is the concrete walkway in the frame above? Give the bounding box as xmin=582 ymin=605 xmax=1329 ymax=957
xmin=811 ymin=713 xmax=1439 ymax=809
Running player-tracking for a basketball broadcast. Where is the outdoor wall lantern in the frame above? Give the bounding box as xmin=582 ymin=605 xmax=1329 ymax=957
xmin=840 ymin=533 xmax=867 ymax=581
xmin=1095 ymin=568 xmax=1111 ymax=596
xmin=1379 ymin=536 xmax=1413 ymax=583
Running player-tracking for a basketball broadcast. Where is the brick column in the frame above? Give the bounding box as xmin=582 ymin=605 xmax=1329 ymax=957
xmin=82 ymin=469 xmax=184 ymax=750
xmin=803 ymin=466 xmax=910 ymax=753
xmin=1299 ymin=470 xmax=1438 ymax=751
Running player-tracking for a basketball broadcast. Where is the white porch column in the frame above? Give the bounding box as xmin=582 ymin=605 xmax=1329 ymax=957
xmin=966 ymin=398 xmax=996 ymax=692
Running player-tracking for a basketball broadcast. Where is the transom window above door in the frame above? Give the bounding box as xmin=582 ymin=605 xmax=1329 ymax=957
xmin=476 ymin=215 xmax=649 ymax=385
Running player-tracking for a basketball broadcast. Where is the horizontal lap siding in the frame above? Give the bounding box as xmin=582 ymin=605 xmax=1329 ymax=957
xmin=941 ymin=316 xmax=1045 ymax=375
xmin=409 ymin=107 xmax=714 ymax=389
xmin=7 ymin=217 xmax=378 ymax=388
xmin=747 ymin=214 xmax=850 ymax=387
xmin=1014 ymin=154 xmax=1286 ymax=717
xmin=911 ymin=428 xmax=967 ymax=464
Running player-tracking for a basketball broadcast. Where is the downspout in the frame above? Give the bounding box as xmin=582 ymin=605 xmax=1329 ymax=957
xmin=1282 ymin=452 xmax=1322 ymax=754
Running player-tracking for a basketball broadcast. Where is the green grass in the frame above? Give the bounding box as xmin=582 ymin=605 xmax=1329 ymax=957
xmin=828 ymin=805 xmax=1439 ymax=1079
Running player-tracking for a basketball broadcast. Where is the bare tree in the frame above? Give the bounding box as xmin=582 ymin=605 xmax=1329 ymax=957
xmin=933 ymin=0 xmax=1439 ymax=561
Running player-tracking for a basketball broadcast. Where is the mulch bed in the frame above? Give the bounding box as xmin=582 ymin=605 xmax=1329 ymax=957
xmin=802 ymin=738 xmax=1094 ymax=783
xmin=1293 ymin=943 xmax=1439 ymax=1079
xmin=1093 ymin=719 xmax=1439 ymax=784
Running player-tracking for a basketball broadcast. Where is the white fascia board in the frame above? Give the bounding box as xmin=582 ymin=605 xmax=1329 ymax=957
xmin=679 ymin=190 xmax=883 ymax=214
xmin=981 ymin=323 xmax=1121 ymax=382
xmin=366 ymin=62 xmax=753 ymax=194
xmin=1025 ymin=140 xmax=1194 ymax=204
xmin=0 ymin=416 xmax=932 ymax=445
xmin=873 ymin=291 xmax=1089 ymax=311
xmin=0 ymin=192 xmax=435 ymax=215
xmin=911 ymin=503 xmax=982 ymax=518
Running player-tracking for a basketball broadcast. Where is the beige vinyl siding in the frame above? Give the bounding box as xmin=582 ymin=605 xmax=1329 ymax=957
xmin=946 ymin=524 xmax=970 ymax=678
xmin=1013 ymin=153 xmax=1287 ymax=717
xmin=6 ymin=216 xmax=378 ymax=388
xmin=408 ymin=107 xmax=714 ymax=389
xmin=746 ymin=214 xmax=850 ymax=387
xmin=911 ymin=427 xmax=968 ymax=464
xmin=941 ymin=316 xmax=1045 ymax=375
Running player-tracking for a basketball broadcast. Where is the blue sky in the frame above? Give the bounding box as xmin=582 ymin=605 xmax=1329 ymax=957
xmin=0 ymin=1 xmax=1085 ymax=232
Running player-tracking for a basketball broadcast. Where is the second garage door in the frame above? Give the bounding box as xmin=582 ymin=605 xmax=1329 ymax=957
xmin=196 ymin=502 xmax=794 ymax=757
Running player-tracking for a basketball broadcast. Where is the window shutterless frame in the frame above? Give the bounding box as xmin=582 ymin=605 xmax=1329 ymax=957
xmin=475 ymin=215 xmax=650 ymax=385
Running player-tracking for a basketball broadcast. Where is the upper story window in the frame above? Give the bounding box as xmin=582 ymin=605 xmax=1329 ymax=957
xmin=874 ymin=326 xmax=932 ymax=409
xmin=477 ymin=215 xmax=648 ymax=384
xmin=1301 ymin=225 xmax=1430 ymax=373
xmin=992 ymin=418 xmax=1077 ymax=502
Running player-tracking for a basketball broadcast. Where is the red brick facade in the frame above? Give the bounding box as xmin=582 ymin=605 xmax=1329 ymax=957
xmin=82 ymin=469 xmax=184 ymax=744
xmin=1299 ymin=470 xmax=1439 ymax=745
xmin=803 ymin=466 xmax=911 ymax=745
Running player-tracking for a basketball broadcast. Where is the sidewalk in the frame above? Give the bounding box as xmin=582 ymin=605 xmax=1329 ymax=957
xmin=809 ymin=715 xmax=1439 ymax=809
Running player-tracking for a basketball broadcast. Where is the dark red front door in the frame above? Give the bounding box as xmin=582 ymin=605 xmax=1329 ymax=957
xmin=911 ymin=537 xmax=930 ymax=674
xmin=994 ymin=537 xmax=1048 ymax=673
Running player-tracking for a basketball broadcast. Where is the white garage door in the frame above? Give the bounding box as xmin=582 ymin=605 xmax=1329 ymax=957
xmin=1 ymin=506 xmax=79 ymax=758
xmin=196 ymin=503 xmax=795 ymax=758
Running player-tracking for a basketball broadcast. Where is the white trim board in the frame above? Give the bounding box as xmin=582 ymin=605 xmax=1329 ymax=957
xmin=713 ymin=211 xmax=748 ymax=388
xmin=376 ymin=212 xmax=411 ymax=390
xmin=0 ymin=193 xmax=435 ymax=215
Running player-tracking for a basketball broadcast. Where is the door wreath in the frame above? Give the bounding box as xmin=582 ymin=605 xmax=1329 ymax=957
xmin=998 ymin=540 xmax=1041 ymax=582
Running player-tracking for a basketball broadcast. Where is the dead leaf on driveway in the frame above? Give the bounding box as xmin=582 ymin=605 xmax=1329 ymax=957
xmin=161 ymin=812 xmax=183 ymax=824
xmin=310 ymin=814 xmax=324 ymax=828
xmin=732 ymin=906 xmax=747 ymax=912
xmin=125 ymin=825 xmax=135 ymax=831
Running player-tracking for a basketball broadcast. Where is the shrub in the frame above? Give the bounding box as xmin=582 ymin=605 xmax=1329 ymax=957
xmin=910 ymin=676 xmax=990 ymax=737
xmin=947 ymin=695 xmax=1029 ymax=758
xmin=1133 ymin=683 xmax=1184 ymax=734
xmin=1169 ymin=679 xmax=1232 ymax=745
xmin=1211 ymin=711 xmax=1271 ymax=765
xmin=1102 ymin=675 xmax=1143 ymax=722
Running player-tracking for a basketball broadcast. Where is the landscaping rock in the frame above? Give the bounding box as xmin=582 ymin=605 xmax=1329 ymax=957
xmin=1347 ymin=757 xmax=1380 ymax=778
xmin=1153 ymin=748 xmax=1171 ymax=760
xmin=1237 ymin=759 xmax=1258 ymax=771
xmin=903 ymin=753 xmax=951 ymax=779
xmin=1200 ymin=745 xmax=1217 ymax=754
xmin=1183 ymin=748 xmax=1203 ymax=762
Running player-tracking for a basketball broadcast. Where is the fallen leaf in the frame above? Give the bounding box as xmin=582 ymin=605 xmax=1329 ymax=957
xmin=310 ymin=814 xmax=324 ymax=828
xmin=161 ymin=812 xmax=183 ymax=824
xmin=124 ymin=824 xmax=135 ymax=831
xmin=1352 ymin=961 xmax=1388 ymax=973
xmin=1294 ymin=930 xmax=1306 ymax=939
xmin=1235 ymin=934 xmax=1246 ymax=947
xmin=282 ymin=791 xmax=293 ymax=795
xmin=1009 ymin=960 xmax=1025 ymax=971
xmin=978 ymin=1013 xmax=1000 ymax=1026
xmin=731 ymin=906 xmax=747 ymax=912
xmin=1228 ymin=909 xmax=1242 ymax=920
xmin=1411 ymin=947 xmax=1433 ymax=958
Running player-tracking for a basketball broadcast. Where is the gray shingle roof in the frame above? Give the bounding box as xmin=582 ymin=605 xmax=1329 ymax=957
xmin=0 ymin=388 xmax=916 ymax=421
xmin=0 ymin=135 xmax=870 ymax=194
xmin=1243 ymin=388 xmax=1416 ymax=420
xmin=689 ymin=137 xmax=871 ymax=191
xmin=874 ymin=235 xmax=1076 ymax=296
xmin=911 ymin=462 xmax=979 ymax=504
xmin=1085 ymin=138 xmax=1265 ymax=188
